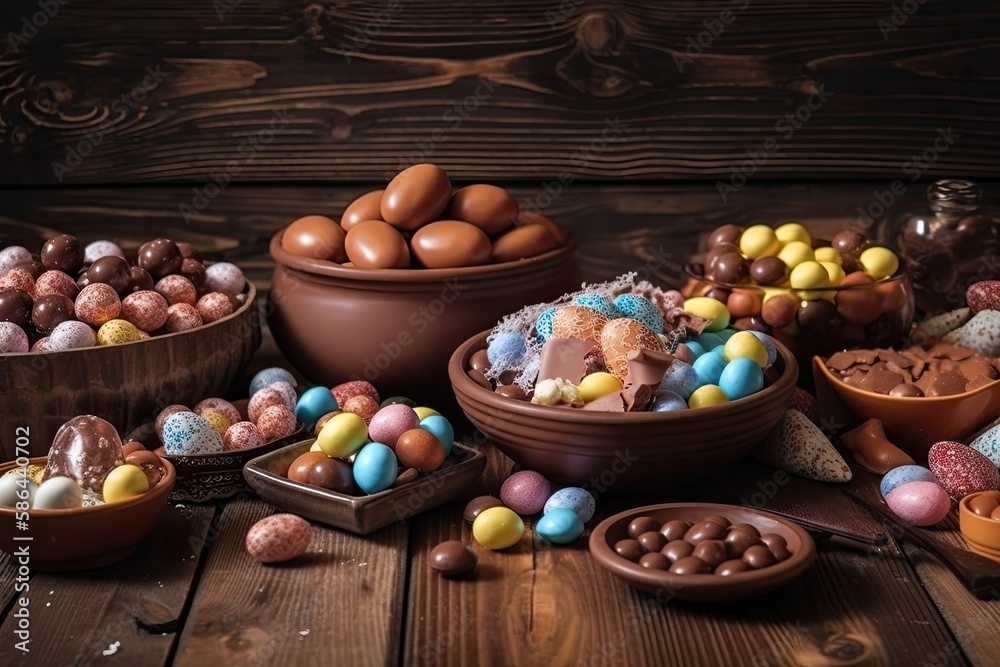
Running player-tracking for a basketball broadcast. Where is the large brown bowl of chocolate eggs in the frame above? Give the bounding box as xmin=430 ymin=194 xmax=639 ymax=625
xmin=267 ymin=163 xmax=579 ymax=401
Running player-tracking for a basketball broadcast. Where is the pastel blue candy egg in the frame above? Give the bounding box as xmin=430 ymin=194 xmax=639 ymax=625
xmin=651 ymin=390 xmax=688 ymax=412
xmin=161 ymin=412 xmax=224 ymax=456
xmin=693 ymin=348 xmax=728 ymax=386
xmin=487 ymin=331 xmax=526 ymax=366
xmin=715 ymin=328 xmax=738 ymax=342
xmin=718 ymin=357 xmax=763 ymax=400
xmin=353 ymin=443 xmax=398 ymax=494
xmin=250 ymin=367 xmax=297 ymax=397
xmin=574 ymin=293 xmax=621 ymax=320
xmin=543 ymin=487 xmax=595 ymax=523
xmin=749 ymin=331 xmax=777 ymax=367
xmin=693 ymin=332 xmax=724 ymax=351
xmin=880 ymin=465 xmax=937 ymax=499
xmin=971 ymin=423 xmax=1000 ymax=467
xmin=536 ymin=508 xmax=585 ymax=544
xmin=295 ymin=386 xmax=338 ymax=426
xmin=535 ymin=307 xmax=557 ymax=342
xmin=660 ymin=361 xmax=700 ymax=400
xmin=684 ymin=341 xmax=708 ymax=359
xmin=612 ymin=294 xmax=664 ymax=333
xmin=419 ymin=415 xmax=454 ymax=456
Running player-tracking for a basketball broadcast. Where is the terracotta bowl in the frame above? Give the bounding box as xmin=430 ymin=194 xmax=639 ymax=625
xmin=958 ymin=492 xmax=1000 ymax=564
xmin=449 ymin=331 xmax=798 ymax=492
xmin=589 ymin=503 xmax=816 ymax=601
xmin=0 ymin=283 xmax=261 ymax=460
xmin=267 ymin=228 xmax=579 ymax=404
xmin=0 ymin=455 xmax=175 ymax=572
xmin=814 ymin=356 xmax=1000 ymax=457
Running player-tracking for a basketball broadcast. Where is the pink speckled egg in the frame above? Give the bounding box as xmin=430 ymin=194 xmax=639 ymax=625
xmin=0 ymin=322 xmax=29 ymax=353
xmin=0 ymin=246 xmax=32 ymax=275
xmin=48 ymin=320 xmax=97 ymax=350
xmin=500 ymin=470 xmax=552 ymax=515
xmin=885 ymin=481 xmax=952 ymax=526
xmin=249 ymin=387 xmax=287 ymax=423
xmin=121 ymin=290 xmax=169 ymax=332
xmin=194 ymin=398 xmax=242 ymax=426
xmin=0 ymin=267 xmax=36 ymax=297
xmin=84 ymin=240 xmax=125 ymax=263
xmin=196 ymin=292 xmax=234 ymax=324
xmin=34 ymin=270 xmax=79 ymax=300
xmin=155 ymin=404 xmax=192 ymax=440
xmin=246 ymin=513 xmax=312 ymax=563
xmin=332 ymin=380 xmax=380 ymax=406
xmin=163 ymin=303 xmax=202 ymax=333
xmin=342 ymin=394 xmax=379 ymax=423
xmin=256 ymin=405 xmax=297 ymax=442
xmin=928 ymin=440 xmax=1000 ymax=500
xmin=74 ymin=282 xmax=121 ymax=326
xmin=368 ymin=404 xmax=420 ymax=449
xmin=267 ymin=381 xmax=298 ymax=411
xmin=224 ymin=421 xmax=264 ymax=451
xmin=154 ymin=275 xmax=197 ymax=306
xmin=31 ymin=337 xmax=51 ymax=352
xmin=205 ymin=262 xmax=246 ymax=296
xmin=967 ymin=280 xmax=1000 ymax=314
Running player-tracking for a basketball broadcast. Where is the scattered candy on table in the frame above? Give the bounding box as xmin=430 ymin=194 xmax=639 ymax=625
xmin=245 ymin=514 xmax=313 ymax=563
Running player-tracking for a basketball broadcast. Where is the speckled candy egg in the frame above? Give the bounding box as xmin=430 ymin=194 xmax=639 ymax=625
xmin=74 ymin=282 xmax=121 ymax=326
xmin=928 ymin=441 xmax=1000 ymax=499
xmin=880 ymin=465 xmax=937 ymax=498
xmin=0 ymin=322 xmax=29 ymax=353
xmin=84 ymin=240 xmax=125 ymax=263
xmin=161 ymin=412 xmax=224 ymax=456
xmin=0 ymin=268 xmax=35 ymax=297
xmin=352 ymin=442 xmax=398 ymax=494
xmin=250 ymin=367 xmax=297 ymax=397
xmin=265 ymin=381 xmax=297 ymax=410
xmin=224 ymin=421 xmax=263 ymax=451
xmin=599 ymin=317 xmax=665 ymax=381
xmin=163 ymin=303 xmax=202 ymax=333
xmin=256 ymin=405 xmax=297 ymax=442
xmin=535 ymin=307 xmax=557 ymax=341
xmin=48 ymin=320 xmax=97 ymax=350
xmin=31 ymin=337 xmax=51 ymax=352
xmin=368 ymin=404 xmax=420 ymax=449
xmin=196 ymin=292 xmax=234 ymax=323
xmin=536 ymin=508 xmax=585 ymax=544
xmin=501 ymin=470 xmax=551 ymax=515
xmin=967 ymin=280 xmax=1000 ymax=314
xmin=0 ymin=246 xmax=32 ymax=275
xmin=34 ymin=270 xmax=79 ymax=300
xmin=295 ymin=386 xmax=338 ymax=426
xmin=944 ymin=310 xmax=1000 ymax=357
xmin=486 ymin=331 xmax=526 ymax=367
xmin=885 ymin=481 xmax=952 ymax=526
xmin=543 ymin=487 xmax=595 ymax=523
xmin=574 ymin=293 xmax=621 ymax=320
xmin=194 ymin=398 xmax=242 ymax=426
xmin=154 ymin=275 xmax=197 ymax=306
xmin=246 ymin=514 xmax=312 ymax=563
xmin=249 ymin=387 xmax=288 ymax=423
xmin=551 ymin=305 xmax=609 ymax=344
xmin=342 ymin=395 xmax=380 ymax=423
xmin=120 ymin=290 xmax=169 ymax=332
xmin=971 ymin=423 xmax=1000 ymax=467
xmin=202 ymin=412 xmax=231 ymax=438
xmin=659 ymin=361 xmax=700 ymax=400
xmin=332 ymin=380 xmax=380 ymax=406
xmin=613 ymin=294 xmax=665 ymax=334
xmin=96 ymin=319 xmax=142 ymax=346
xmin=155 ymin=405 xmax=192 ymax=440
xmin=205 ymin=262 xmax=246 ymax=296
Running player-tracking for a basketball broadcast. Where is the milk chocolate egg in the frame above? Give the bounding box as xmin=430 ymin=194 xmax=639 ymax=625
xmin=600 ymin=318 xmax=665 ymax=381
xmin=287 ymin=451 xmax=329 ymax=484
xmin=516 ymin=210 xmax=570 ymax=245
xmin=344 ymin=220 xmax=411 ymax=269
xmin=381 ymin=164 xmax=451 ymax=231
xmin=491 ymin=224 xmax=559 ymax=263
xmin=41 ymin=234 xmax=85 ymax=273
xmin=282 ymin=215 xmax=348 ymax=262
xmin=1 ymin=290 xmax=34 ymax=328
xmin=551 ymin=305 xmax=608 ymax=343
xmin=411 ymin=221 xmax=492 ymax=269
xmin=447 ymin=184 xmax=518 ymax=235
xmin=87 ymin=255 xmax=132 ymax=294
xmin=395 ymin=428 xmax=445 ymax=472
xmin=341 ymin=189 xmax=385 ymax=232
xmin=137 ymin=238 xmax=183 ymax=278
xmin=44 ymin=415 xmax=125 ymax=493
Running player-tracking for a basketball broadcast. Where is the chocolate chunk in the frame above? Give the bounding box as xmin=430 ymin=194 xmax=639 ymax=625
xmin=827 ymin=351 xmax=857 ymax=371
xmin=968 ymin=375 xmax=996 ymax=392
xmin=839 ymin=418 xmax=915 ymax=474
xmin=855 ymin=350 xmax=878 ymax=365
xmin=878 ymin=348 xmax=913 ymax=368
xmin=537 ymin=337 xmax=597 ymax=385
xmin=884 ymin=361 xmax=912 ymax=383
xmin=857 ymin=363 xmax=905 ymax=394
xmin=624 ymin=347 xmax=675 ymax=388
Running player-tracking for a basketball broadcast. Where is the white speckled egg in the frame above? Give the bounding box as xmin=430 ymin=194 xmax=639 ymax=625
xmin=246 ymin=513 xmax=312 ymax=563
xmin=543 ymin=487 xmax=596 ymax=523
xmin=33 ymin=476 xmax=84 ymax=510
xmin=161 ymin=412 xmax=224 ymax=456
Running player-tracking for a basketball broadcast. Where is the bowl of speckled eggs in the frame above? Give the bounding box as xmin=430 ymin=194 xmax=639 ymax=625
xmin=0 ymin=234 xmax=260 ymax=459
xmin=448 ymin=274 xmax=798 ymax=492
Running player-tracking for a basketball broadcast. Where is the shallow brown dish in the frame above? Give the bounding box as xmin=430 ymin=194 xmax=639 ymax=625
xmin=449 ymin=330 xmax=797 ymax=492
xmin=0 ymin=455 xmax=175 ymax=572
xmin=243 ymin=439 xmax=487 ymax=534
xmin=0 ymin=282 xmax=260 ymax=460
xmin=589 ymin=503 xmax=816 ymax=601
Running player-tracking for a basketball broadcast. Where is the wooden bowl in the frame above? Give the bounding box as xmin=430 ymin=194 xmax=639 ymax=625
xmin=0 ymin=455 xmax=175 ymax=572
xmin=959 ymin=492 xmax=1000 ymax=564
xmin=589 ymin=503 xmax=816 ymax=601
xmin=0 ymin=283 xmax=261 ymax=460
xmin=448 ymin=330 xmax=798 ymax=492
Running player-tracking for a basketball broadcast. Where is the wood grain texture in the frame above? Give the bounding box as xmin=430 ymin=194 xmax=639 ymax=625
xmin=1 ymin=1 xmax=999 ymax=184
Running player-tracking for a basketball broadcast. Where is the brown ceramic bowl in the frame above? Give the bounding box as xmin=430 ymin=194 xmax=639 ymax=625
xmin=0 ymin=282 xmax=260 ymax=460
xmin=958 ymin=492 xmax=1000 ymax=563
xmin=267 ymin=228 xmax=579 ymax=404
xmin=449 ymin=331 xmax=797 ymax=492
xmin=0 ymin=455 xmax=175 ymax=572
xmin=814 ymin=356 xmax=1000 ymax=457
xmin=589 ymin=503 xmax=816 ymax=601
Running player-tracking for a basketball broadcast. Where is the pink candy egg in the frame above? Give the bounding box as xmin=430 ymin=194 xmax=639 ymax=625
xmin=367 ymin=404 xmax=420 ymax=449
xmin=0 ymin=322 xmax=29 ymax=353
xmin=163 ymin=303 xmax=202 ymax=333
xmin=928 ymin=440 xmax=1000 ymax=500
xmin=121 ymin=290 xmax=169 ymax=332
xmin=249 ymin=387 xmax=287 ymax=423
xmin=885 ymin=481 xmax=951 ymax=526
xmin=332 ymin=380 xmax=380 ymax=407
xmin=74 ymin=282 xmax=121 ymax=326
xmin=224 ymin=421 xmax=264 ymax=451
xmin=245 ymin=514 xmax=312 ymax=563
xmin=34 ymin=270 xmax=79 ymax=300
xmin=196 ymin=292 xmax=234 ymax=323
xmin=155 ymin=275 xmax=197 ymax=306
xmin=205 ymin=262 xmax=246 ymax=296
xmin=500 ymin=470 xmax=552 ymax=515
xmin=256 ymin=405 xmax=296 ymax=442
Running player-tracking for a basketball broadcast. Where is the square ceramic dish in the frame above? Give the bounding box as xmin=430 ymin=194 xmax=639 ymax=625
xmin=243 ymin=439 xmax=486 ymax=534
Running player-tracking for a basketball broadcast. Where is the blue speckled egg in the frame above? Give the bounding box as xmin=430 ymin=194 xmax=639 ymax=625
xmin=660 ymin=361 xmax=701 ymax=400
xmin=487 ymin=331 xmax=526 ymax=367
xmin=693 ymin=332 xmax=724 ymax=352
xmin=749 ymin=331 xmax=777 ymax=367
xmin=693 ymin=348 xmax=727 ymax=386
xmin=880 ymin=465 xmax=938 ymax=499
xmin=684 ymin=341 xmax=708 ymax=359
xmin=536 ymin=508 xmax=585 ymax=544
xmin=419 ymin=415 xmax=455 ymax=456
xmin=575 ymin=293 xmax=621 ymax=320
xmin=162 ymin=412 xmax=224 ymax=456
xmin=613 ymin=294 xmax=664 ymax=334
xmin=250 ymin=367 xmax=297 ymax=397
xmin=352 ymin=442 xmax=398 ymax=494
xmin=651 ymin=390 xmax=687 ymax=412
xmin=718 ymin=357 xmax=763 ymax=400
xmin=971 ymin=423 xmax=1000 ymax=467
xmin=535 ymin=307 xmax=557 ymax=342
xmin=295 ymin=386 xmax=338 ymax=426
xmin=715 ymin=328 xmax=738 ymax=342
xmin=543 ymin=487 xmax=595 ymax=523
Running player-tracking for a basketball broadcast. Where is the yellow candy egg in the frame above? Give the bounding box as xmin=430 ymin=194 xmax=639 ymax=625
xmin=413 ymin=407 xmax=440 ymax=421
xmin=814 ymin=247 xmax=842 ymax=265
xmin=203 ymin=412 xmax=231 ymax=438
xmin=103 ymin=464 xmax=150 ymax=503
xmin=777 ymin=241 xmax=815 ymax=269
xmin=551 ymin=305 xmax=609 ymax=343
xmin=723 ymin=331 xmax=769 ymax=367
xmin=472 ymin=506 xmax=525 ymax=550
xmin=316 ymin=412 xmax=368 ymax=458
xmin=820 ymin=261 xmax=846 ymax=286
xmin=739 ymin=224 xmax=781 ymax=260
xmin=682 ymin=297 xmax=731 ymax=332
xmin=578 ymin=372 xmax=623 ymax=403
xmin=789 ymin=261 xmax=830 ymax=300
xmin=859 ymin=247 xmax=899 ymax=281
xmin=688 ymin=385 xmax=729 ymax=409
xmin=774 ymin=222 xmax=812 ymax=245
xmin=309 ymin=441 xmax=323 ymax=452
xmin=96 ymin=319 xmax=142 ymax=346
xmin=600 ymin=318 xmax=664 ymax=380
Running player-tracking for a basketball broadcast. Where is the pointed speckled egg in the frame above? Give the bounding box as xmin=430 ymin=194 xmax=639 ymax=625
xmin=613 ymin=294 xmax=665 ymax=334
xmin=752 ymin=409 xmax=852 ymax=483
xmin=928 ymin=440 xmax=1000 ymax=499
xmin=161 ymin=412 xmax=224 ymax=456
xmin=574 ymin=293 xmax=621 ymax=320
xmin=551 ymin=305 xmax=609 ymax=344
xmin=599 ymin=317 xmax=664 ymax=380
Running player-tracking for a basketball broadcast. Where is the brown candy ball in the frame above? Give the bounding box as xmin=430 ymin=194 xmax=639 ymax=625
xmin=31 ymin=294 xmax=74 ymax=334
xmin=712 ymin=253 xmax=750 ymax=284
xmin=0 ymin=290 xmax=33 ymax=328
xmin=715 ymin=559 xmax=752 ymax=576
xmin=614 ymin=539 xmax=644 ymax=563
xmin=138 ymin=238 xmax=183 ymax=278
xmin=724 ymin=529 xmax=762 ymax=559
xmin=395 ymin=428 xmax=446 ymax=472
xmin=831 ymin=230 xmax=868 ymax=255
xmin=684 ymin=520 xmax=727 ymax=544
xmin=628 ymin=516 xmax=661 ymax=540
xmin=307 ymin=457 xmax=359 ymax=494
xmin=40 ymin=235 xmax=85 ymax=273
xmin=750 ymin=257 xmax=789 ymax=286
xmin=129 ymin=266 xmax=155 ymax=293
xmin=639 ymin=552 xmax=671 ymax=570
xmin=661 ymin=539 xmax=695 ymax=562
xmin=708 ymin=224 xmax=743 ymax=247
xmin=742 ymin=544 xmax=777 ymax=569
xmin=692 ymin=540 xmax=728 ymax=568
xmin=87 ymin=255 xmax=132 ymax=294
xmin=659 ymin=519 xmax=691 ymax=542
xmin=637 ymin=531 xmax=668 ymax=553
xmin=669 ymin=556 xmax=710 ymax=575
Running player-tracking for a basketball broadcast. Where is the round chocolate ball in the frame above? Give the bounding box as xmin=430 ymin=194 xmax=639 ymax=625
xmin=176 ymin=242 xmax=202 ymax=261
xmin=0 ymin=290 xmax=33 ymax=328
xmin=704 ymin=287 xmax=731 ymax=303
xmin=137 ymin=238 xmax=183 ymax=278
xmin=742 ymin=544 xmax=777 ymax=569
xmin=797 ymin=298 xmax=841 ymax=334
xmin=638 ymin=552 xmax=671 ymax=570
xmin=705 ymin=243 xmax=740 ymax=272
xmin=307 ymin=457 xmax=359 ymax=494
xmin=40 ymin=235 xmax=85 ymax=273
xmin=831 ymin=231 xmax=868 ymax=255
xmin=181 ymin=258 xmax=207 ymax=291
xmin=614 ymin=539 xmax=644 ymax=563
xmin=661 ymin=539 xmax=695 ymax=563
xmin=708 ymin=224 xmax=743 ymax=248
xmin=627 ymin=516 xmax=661 ymax=540
xmin=659 ymin=520 xmax=691 ymax=542
xmin=669 ymin=556 xmax=711 ymax=575
xmin=750 ymin=256 xmax=788 ymax=286
xmin=31 ymin=294 xmax=74 ymax=334
xmin=692 ymin=540 xmax=728 ymax=568
xmin=637 ymin=531 xmax=668 ymax=553
xmin=712 ymin=252 xmax=750 ymax=284
xmin=129 ymin=266 xmax=155 ymax=293
xmin=87 ymin=255 xmax=132 ymax=294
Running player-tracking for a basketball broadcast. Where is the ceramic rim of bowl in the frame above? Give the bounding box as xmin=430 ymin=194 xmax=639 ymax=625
xmin=813 ymin=354 xmax=1000 ymax=403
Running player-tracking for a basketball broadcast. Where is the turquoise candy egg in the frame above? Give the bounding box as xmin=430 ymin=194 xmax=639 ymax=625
xmin=660 ymin=361 xmax=700 ymax=400
xmin=574 ymin=293 xmax=621 ymax=320
xmin=250 ymin=367 xmax=297 ymax=397
xmin=880 ymin=465 xmax=937 ymax=498
xmin=487 ymin=331 xmax=527 ymax=366
xmin=295 ymin=386 xmax=338 ymax=426
xmin=352 ymin=443 xmax=398 ymax=494
xmin=718 ymin=357 xmax=763 ymax=400
xmin=420 ymin=415 xmax=455 ymax=456
xmin=715 ymin=328 xmax=738 ymax=342
xmin=536 ymin=508 xmax=585 ymax=544
xmin=543 ymin=487 xmax=595 ymax=523
xmin=162 ymin=412 xmax=224 ymax=456
xmin=693 ymin=348 xmax=727 ymax=386
xmin=693 ymin=332 xmax=724 ymax=352
xmin=749 ymin=331 xmax=777 ymax=366
xmin=651 ymin=390 xmax=687 ymax=412
xmin=684 ymin=341 xmax=708 ymax=359
xmin=971 ymin=423 xmax=1000 ymax=467
xmin=613 ymin=294 xmax=664 ymax=334
xmin=535 ymin=307 xmax=557 ymax=342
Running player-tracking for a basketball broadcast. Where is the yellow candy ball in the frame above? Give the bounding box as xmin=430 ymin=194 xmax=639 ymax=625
xmin=688 ymin=385 xmax=729 ymax=409
xmin=723 ymin=331 xmax=769 ymax=367
xmin=578 ymin=372 xmax=622 ymax=403
xmin=859 ymin=247 xmax=899 ymax=281
xmin=309 ymin=441 xmax=323 ymax=452
xmin=739 ymin=224 xmax=781 ymax=260
xmin=820 ymin=261 xmax=846 ymax=286
xmin=774 ymin=222 xmax=812 ymax=245
xmin=790 ymin=261 xmax=830 ymax=300
xmin=202 ymin=412 xmax=231 ymax=438
xmin=96 ymin=319 xmax=142 ymax=346
xmin=316 ymin=412 xmax=368 ymax=458
xmin=413 ymin=407 xmax=440 ymax=421
xmin=814 ymin=247 xmax=842 ymax=265
xmin=103 ymin=464 xmax=150 ymax=504
xmin=777 ymin=241 xmax=815 ymax=269
xmin=682 ymin=297 xmax=731 ymax=332
xmin=473 ymin=506 xmax=525 ymax=550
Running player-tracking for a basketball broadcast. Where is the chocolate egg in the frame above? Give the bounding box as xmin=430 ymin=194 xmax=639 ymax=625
xmin=381 ymin=164 xmax=451 ymax=231
xmin=395 ymin=428 xmax=445 ymax=472
xmin=447 ymin=184 xmax=518 ymax=235
xmin=40 ymin=234 xmax=85 ymax=273
xmin=712 ymin=252 xmax=750 ymax=284
xmin=750 ymin=257 xmax=788 ymax=286
xmin=464 ymin=495 xmax=504 ymax=523
xmin=30 ymin=293 xmax=71 ymax=333
xmin=831 ymin=230 xmax=868 ymax=254
xmin=429 ymin=540 xmax=477 ymax=576
xmin=411 ymin=221 xmax=491 ymax=269
xmin=287 ymin=451 xmax=330 ymax=484
xmin=516 ymin=210 xmax=570 ymax=245
xmin=344 ymin=220 xmax=411 ymax=269
xmin=628 ymin=516 xmax=661 ymax=539
xmin=708 ymin=224 xmax=743 ymax=247
xmin=600 ymin=318 xmax=665 ymax=381
xmin=0 ymin=290 xmax=33 ymax=328
xmin=87 ymin=255 xmax=132 ymax=294
xmin=835 ymin=272 xmax=882 ymax=325
xmin=43 ymin=415 xmax=124 ymax=493
xmin=137 ymin=238 xmax=183 ymax=278
xmin=491 ymin=224 xmax=559 ymax=263
xmin=282 ymin=215 xmax=348 ymax=262
xmin=307 ymin=457 xmax=359 ymax=494
xmin=341 ymin=189 xmax=385 ymax=232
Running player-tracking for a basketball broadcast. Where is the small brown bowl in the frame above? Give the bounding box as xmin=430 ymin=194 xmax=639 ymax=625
xmin=589 ymin=503 xmax=816 ymax=601
xmin=449 ymin=330 xmax=797 ymax=492
xmin=814 ymin=356 xmax=1000 ymax=457
xmin=0 ymin=455 xmax=175 ymax=572
xmin=959 ymin=492 xmax=1000 ymax=563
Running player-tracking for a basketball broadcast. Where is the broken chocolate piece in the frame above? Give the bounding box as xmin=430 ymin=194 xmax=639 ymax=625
xmin=857 ymin=362 xmax=906 ymax=394
xmin=537 ymin=337 xmax=599 ymax=385
xmin=624 ymin=347 xmax=675 ymax=388
xmin=826 ymin=351 xmax=857 ymax=371
xmin=839 ymin=418 xmax=915 ymax=474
